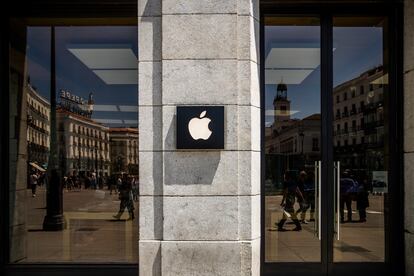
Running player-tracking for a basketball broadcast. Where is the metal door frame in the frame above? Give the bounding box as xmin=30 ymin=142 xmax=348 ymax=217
xmin=260 ymin=1 xmax=404 ymax=275
xmin=1 ymin=1 xmax=139 ymax=276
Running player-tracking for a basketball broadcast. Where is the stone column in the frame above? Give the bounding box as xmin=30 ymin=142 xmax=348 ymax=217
xmin=138 ymin=0 xmax=260 ymax=275
xmin=405 ymin=1 xmax=414 ymax=275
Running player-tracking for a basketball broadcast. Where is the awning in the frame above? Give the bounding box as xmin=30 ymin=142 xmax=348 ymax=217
xmin=29 ymin=162 xmax=46 ymax=172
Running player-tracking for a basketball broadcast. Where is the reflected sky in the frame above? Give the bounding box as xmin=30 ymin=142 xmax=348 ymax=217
xmin=27 ymin=24 xmax=383 ymax=127
xmin=26 ymin=26 xmax=138 ymax=127
xmin=265 ymin=25 xmax=382 ymax=123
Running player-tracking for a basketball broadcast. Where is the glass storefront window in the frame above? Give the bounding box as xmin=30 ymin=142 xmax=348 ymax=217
xmin=9 ymin=20 xmax=138 ymax=263
xmin=264 ymin=17 xmax=322 ymax=263
xmin=333 ymin=17 xmax=388 ymax=262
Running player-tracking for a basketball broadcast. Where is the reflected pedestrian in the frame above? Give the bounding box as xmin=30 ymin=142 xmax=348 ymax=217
xmin=357 ymin=175 xmax=369 ymax=222
xmin=65 ymin=174 xmax=74 ymax=190
xmin=97 ymin=172 xmax=104 ymax=190
xmin=277 ymin=170 xmax=303 ymax=231
xmin=29 ymin=170 xmax=38 ymax=197
xmin=298 ymin=171 xmax=316 ymax=223
xmin=84 ymin=174 xmax=91 ymax=189
xmin=340 ymin=170 xmax=358 ymax=223
xmin=91 ymin=172 xmax=97 ymax=189
xmin=109 ymin=174 xmax=117 ymax=195
xmin=113 ymin=174 xmax=135 ymax=220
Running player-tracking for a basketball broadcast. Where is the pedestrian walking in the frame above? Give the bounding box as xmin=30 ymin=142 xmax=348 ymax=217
xmin=113 ymin=174 xmax=135 ymax=220
xmin=296 ymin=170 xmax=316 ymax=223
xmin=29 ymin=171 xmax=38 ymax=197
xmin=277 ymin=170 xmax=304 ymax=231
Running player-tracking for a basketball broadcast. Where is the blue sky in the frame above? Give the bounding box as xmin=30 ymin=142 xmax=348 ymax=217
xmin=26 ymin=26 xmax=138 ymax=127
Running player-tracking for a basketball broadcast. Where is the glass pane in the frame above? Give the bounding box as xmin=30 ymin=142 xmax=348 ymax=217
xmin=333 ymin=17 xmax=388 ymax=262
xmin=9 ymin=21 xmax=138 ymax=263
xmin=264 ymin=17 xmax=321 ymax=263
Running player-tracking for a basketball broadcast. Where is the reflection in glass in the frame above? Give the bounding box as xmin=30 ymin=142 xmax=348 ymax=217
xmin=264 ymin=17 xmax=321 ymax=263
xmin=9 ymin=22 xmax=138 ymax=263
xmin=333 ymin=17 xmax=388 ymax=262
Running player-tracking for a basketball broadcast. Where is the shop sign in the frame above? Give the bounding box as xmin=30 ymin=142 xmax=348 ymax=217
xmin=59 ymin=89 xmax=94 ymax=118
xmin=60 ymin=89 xmax=86 ymax=104
xmin=176 ymin=106 xmax=224 ymax=149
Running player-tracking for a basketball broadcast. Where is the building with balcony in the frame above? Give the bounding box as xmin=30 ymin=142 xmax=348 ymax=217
xmin=26 ymin=83 xmax=50 ymax=168
xmin=333 ymin=66 xmax=386 ymax=171
xmin=109 ymin=128 xmax=138 ymax=176
xmin=56 ymin=108 xmax=111 ymax=177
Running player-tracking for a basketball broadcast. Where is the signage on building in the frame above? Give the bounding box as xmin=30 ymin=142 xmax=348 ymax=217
xmin=59 ymin=89 xmax=94 ymax=118
xmin=60 ymin=90 xmax=86 ymax=104
xmin=176 ymin=106 xmax=224 ymax=149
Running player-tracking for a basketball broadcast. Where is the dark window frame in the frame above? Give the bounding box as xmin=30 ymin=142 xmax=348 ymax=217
xmin=1 ymin=1 xmax=138 ymax=276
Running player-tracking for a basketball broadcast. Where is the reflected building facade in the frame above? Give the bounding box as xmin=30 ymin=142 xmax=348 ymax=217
xmin=56 ymin=91 xmax=111 ymax=176
xmin=109 ymin=128 xmax=139 ymax=176
xmin=26 ymin=83 xmax=50 ymax=167
xmin=333 ymin=65 xmax=386 ymax=178
xmin=265 ymin=82 xmax=321 ymax=191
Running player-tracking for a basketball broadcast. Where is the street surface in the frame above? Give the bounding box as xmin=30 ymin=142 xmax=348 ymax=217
xmin=265 ymin=195 xmax=385 ymax=262
xmin=23 ymin=186 xmax=138 ymax=263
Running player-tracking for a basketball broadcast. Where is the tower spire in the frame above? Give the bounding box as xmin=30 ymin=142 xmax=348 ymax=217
xmin=273 ymin=79 xmax=290 ymax=123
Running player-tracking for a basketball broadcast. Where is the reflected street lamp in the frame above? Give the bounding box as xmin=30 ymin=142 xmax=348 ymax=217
xmin=43 ymin=26 xmax=66 ymax=231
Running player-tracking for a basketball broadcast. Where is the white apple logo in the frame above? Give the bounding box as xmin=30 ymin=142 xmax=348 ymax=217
xmin=188 ymin=110 xmax=212 ymax=140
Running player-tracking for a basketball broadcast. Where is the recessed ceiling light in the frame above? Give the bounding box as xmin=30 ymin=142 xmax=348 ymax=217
xmin=68 ymin=47 xmax=137 ymax=69
xmin=265 ymin=69 xmax=313 ymax=85
xmin=93 ymin=70 xmax=138 ymax=85
xmin=265 ymin=47 xmax=320 ymax=69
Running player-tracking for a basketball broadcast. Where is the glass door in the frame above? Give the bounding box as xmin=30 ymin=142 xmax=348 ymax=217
xmin=263 ymin=14 xmax=397 ymax=276
xmin=331 ymin=16 xmax=389 ymax=265
xmin=264 ymin=16 xmax=324 ymax=272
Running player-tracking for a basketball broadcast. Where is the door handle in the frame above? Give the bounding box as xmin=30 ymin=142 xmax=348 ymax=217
xmin=314 ymin=161 xmax=321 ymax=240
xmin=335 ymin=161 xmax=341 ymax=241
xmin=318 ymin=160 xmax=321 ymax=240
xmin=314 ymin=161 xmax=317 ymax=236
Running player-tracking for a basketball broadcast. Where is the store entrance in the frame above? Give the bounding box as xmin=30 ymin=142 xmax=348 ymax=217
xmin=262 ymin=14 xmax=401 ymax=276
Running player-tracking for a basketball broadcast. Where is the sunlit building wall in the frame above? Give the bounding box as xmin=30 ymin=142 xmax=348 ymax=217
xmin=57 ymin=109 xmax=111 ymax=176
xmin=109 ymin=128 xmax=138 ymax=176
xmin=26 ymin=83 xmax=50 ymax=166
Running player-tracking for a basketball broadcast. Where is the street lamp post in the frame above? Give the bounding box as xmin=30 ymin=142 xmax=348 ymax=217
xmin=43 ymin=26 xmax=65 ymax=231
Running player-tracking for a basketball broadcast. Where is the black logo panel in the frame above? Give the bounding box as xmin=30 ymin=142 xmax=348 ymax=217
xmin=176 ymin=106 xmax=224 ymax=150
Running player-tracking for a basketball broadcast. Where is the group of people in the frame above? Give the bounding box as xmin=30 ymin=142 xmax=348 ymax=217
xmin=63 ymin=172 xmax=139 ymax=202
xmin=276 ymin=168 xmax=369 ymax=231
xmin=30 ymin=171 xmax=138 ymax=221
xmin=63 ymin=172 xmax=138 ymax=220
xmin=29 ymin=166 xmax=138 ymax=221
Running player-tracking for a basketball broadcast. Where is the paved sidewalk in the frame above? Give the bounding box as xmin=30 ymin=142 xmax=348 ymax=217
xmin=23 ymin=186 xmax=138 ymax=263
xmin=265 ymin=195 xmax=385 ymax=262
